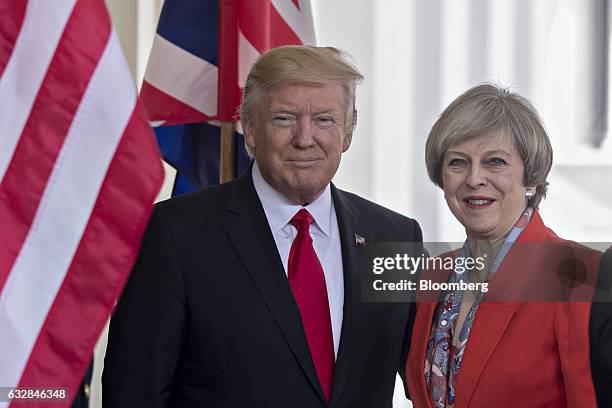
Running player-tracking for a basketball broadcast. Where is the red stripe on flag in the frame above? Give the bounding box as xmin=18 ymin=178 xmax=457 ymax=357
xmin=291 ymin=0 xmax=301 ymax=11
xmin=218 ymin=0 xmax=240 ymax=121
xmin=14 ymin=103 xmax=163 ymax=405
xmin=0 ymin=0 xmax=27 ymax=78
xmin=239 ymin=0 xmax=270 ymax=52
xmin=140 ymin=81 xmax=215 ymax=125
xmin=269 ymin=2 xmax=302 ymax=48
xmin=239 ymin=0 xmax=303 ymax=53
xmin=0 ymin=0 xmax=111 ymax=293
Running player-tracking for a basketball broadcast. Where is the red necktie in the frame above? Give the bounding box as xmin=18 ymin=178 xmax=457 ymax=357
xmin=288 ymin=208 xmax=335 ymax=401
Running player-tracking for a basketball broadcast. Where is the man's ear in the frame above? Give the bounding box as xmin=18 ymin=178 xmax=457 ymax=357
xmin=342 ymin=130 xmax=352 ymax=152
xmin=342 ymin=110 xmax=357 ymax=152
xmin=243 ymin=121 xmax=257 ymax=152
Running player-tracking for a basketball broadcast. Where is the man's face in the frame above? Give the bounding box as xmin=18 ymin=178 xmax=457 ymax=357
xmin=244 ymin=83 xmax=352 ymax=205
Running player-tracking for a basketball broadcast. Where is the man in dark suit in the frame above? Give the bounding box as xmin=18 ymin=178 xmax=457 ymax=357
xmin=103 ymin=45 xmax=422 ymax=408
xmin=591 ymin=247 xmax=612 ymax=407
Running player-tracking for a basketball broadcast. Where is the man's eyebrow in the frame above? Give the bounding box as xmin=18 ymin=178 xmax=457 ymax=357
xmin=267 ymin=108 xmax=298 ymax=114
xmin=266 ymin=107 xmax=341 ymax=116
xmin=311 ymin=108 xmax=339 ymax=115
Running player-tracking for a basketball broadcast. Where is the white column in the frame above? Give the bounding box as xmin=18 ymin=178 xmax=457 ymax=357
xmin=311 ymin=0 xmax=375 ymax=198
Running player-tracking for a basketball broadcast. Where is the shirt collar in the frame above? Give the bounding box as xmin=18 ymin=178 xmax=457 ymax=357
xmin=252 ymin=162 xmax=333 ymax=237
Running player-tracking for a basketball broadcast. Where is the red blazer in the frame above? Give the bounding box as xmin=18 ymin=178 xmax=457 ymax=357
xmin=406 ymin=211 xmax=601 ymax=408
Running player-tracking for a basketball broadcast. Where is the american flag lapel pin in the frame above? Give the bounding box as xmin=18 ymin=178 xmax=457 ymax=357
xmin=355 ymin=234 xmax=366 ymax=246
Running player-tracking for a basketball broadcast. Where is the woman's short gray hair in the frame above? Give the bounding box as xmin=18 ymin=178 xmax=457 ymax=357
xmin=425 ymin=83 xmax=553 ymax=207
xmin=239 ymin=45 xmax=363 ymax=155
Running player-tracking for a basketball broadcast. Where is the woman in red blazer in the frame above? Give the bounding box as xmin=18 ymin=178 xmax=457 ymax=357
xmin=406 ymin=84 xmax=601 ymax=408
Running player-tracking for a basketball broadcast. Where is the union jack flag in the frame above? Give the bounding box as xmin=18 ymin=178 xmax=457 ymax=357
xmin=140 ymin=0 xmax=316 ymax=195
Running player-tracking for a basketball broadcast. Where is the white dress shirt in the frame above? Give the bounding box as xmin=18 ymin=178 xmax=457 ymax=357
xmin=252 ymin=163 xmax=344 ymax=358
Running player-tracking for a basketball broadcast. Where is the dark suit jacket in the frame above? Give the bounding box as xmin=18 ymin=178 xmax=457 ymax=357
xmin=103 ymin=169 xmax=422 ymax=408
xmin=71 ymin=362 xmax=92 ymax=408
xmin=590 ymin=248 xmax=612 ymax=407
xmin=407 ymin=210 xmax=600 ymax=408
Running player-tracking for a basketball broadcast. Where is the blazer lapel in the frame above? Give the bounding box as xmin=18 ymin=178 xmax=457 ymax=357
xmin=407 ymin=301 xmax=436 ymax=408
xmin=407 ymin=261 xmax=453 ymax=408
xmin=453 ymin=302 xmax=517 ymax=407
xmin=328 ymin=186 xmax=371 ymax=408
xmin=454 ymin=211 xmax=548 ymax=406
xmin=223 ymin=170 xmax=326 ymax=402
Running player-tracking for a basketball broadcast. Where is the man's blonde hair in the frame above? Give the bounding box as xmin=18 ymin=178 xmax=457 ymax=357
xmin=240 ymin=45 xmax=363 ymax=155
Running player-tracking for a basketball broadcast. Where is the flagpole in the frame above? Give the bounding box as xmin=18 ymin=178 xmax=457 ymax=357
xmin=218 ymin=0 xmax=239 ymax=183
xmin=220 ymin=121 xmax=236 ymax=182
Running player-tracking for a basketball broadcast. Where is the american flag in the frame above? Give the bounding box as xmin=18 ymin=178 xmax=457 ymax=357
xmin=0 ymin=0 xmax=163 ymax=406
xmin=140 ymin=0 xmax=316 ymax=195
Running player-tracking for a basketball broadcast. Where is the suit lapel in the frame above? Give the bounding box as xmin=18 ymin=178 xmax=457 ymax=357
xmin=223 ymin=170 xmax=325 ymax=402
xmin=328 ymin=186 xmax=371 ymax=408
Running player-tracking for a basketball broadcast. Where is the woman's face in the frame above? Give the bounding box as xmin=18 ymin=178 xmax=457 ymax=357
xmin=442 ymin=132 xmax=531 ymax=242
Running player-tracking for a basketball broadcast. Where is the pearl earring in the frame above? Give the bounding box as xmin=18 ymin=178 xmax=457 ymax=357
xmin=525 ymin=189 xmax=535 ymax=199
